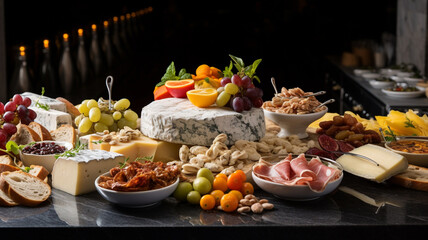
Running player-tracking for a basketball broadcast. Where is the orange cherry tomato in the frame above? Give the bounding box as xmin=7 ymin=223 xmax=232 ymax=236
xmin=215 ymin=173 xmax=228 ymax=181
xmin=200 ymin=194 xmax=216 ymax=210
xmin=220 ymin=193 xmax=238 ymax=212
xmin=240 ymin=182 xmax=254 ymax=196
xmin=227 ymin=172 xmax=244 ymax=190
xmin=229 ymin=190 xmax=243 ymax=201
xmin=213 ymin=177 xmax=228 ymax=192
xmin=234 ymin=169 xmax=246 ymax=182
xmin=210 ymin=190 xmax=224 ymax=206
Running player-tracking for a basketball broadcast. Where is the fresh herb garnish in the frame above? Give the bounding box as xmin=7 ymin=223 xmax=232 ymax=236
xmin=119 ymin=157 xmax=130 ymax=169
xmin=404 ymin=117 xmax=416 ymax=129
xmin=226 ymin=54 xmax=262 ymax=83
xmin=92 ymin=140 xmax=103 ymax=144
xmin=135 ymin=156 xmax=154 ymax=162
xmin=156 ymin=62 xmax=192 ymax=87
xmin=35 ymin=87 xmax=50 ymax=111
xmin=55 ymin=139 xmax=86 ymax=159
xmin=0 ymin=141 xmax=35 ymax=172
xmin=384 ymin=126 xmax=397 ymax=142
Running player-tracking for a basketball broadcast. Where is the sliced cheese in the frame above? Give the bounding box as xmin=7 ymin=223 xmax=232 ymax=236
xmin=152 ymin=140 xmax=181 ymax=163
xmin=29 ymin=106 xmax=72 ymax=132
xmin=51 ymin=150 xmax=125 ymax=195
xmin=336 ymin=144 xmax=408 ymax=183
xmin=109 ymin=136 xmax=158 ymax=161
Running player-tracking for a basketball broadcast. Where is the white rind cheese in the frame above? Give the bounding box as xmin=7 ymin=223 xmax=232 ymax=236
xmin=29 ymin=106 xmax=72 ymax=132
xmin=336 ymin=144 xmax=408 ymax=183
xmin=51 ymin=150 xmax=125 ymax=196
xmin=21 ymin=92 xmax=67 ymax=112
xmin=140 ymin=98 xmax=266 ymax=146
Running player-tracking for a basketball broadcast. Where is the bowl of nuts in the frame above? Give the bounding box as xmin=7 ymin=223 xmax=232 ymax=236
xmin=20 ymin=141 xmax=73 ymax=173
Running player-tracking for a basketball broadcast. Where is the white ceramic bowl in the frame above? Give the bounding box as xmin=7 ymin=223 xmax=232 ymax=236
xmin=390 ymin=76 xmax=404 ymax=82
xmin=381 ymin=86 xmax=425 ymax=98
xmin=380 ymin=68 xmax=401 ymax=76
xmin=263 ymin=107 xmax=327 ymax=139
xmin=385 ymin=139 xmax=428 ymax=167
xmin=361 ymin=73 xmax=381 ymax=80
xmin=403 ymin=77 xmax=424 ymax=86
xmin=252 ymin=154 xmax=343 ymax=201
xmin=19 ymin=141 xmax=73 ymax=173
xmin=353 ymin=69 xmax=372 ymax=76
xmin=95 ymin=173 xmax=179 ymax=207
xmin=369 ymin=79 xmax=394 ymax=89
xmin=396 ymin=71 xmax=413 ymax=78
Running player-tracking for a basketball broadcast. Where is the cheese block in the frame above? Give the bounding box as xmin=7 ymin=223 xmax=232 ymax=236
xmin=336 ymin=144 xmax=408 ymax=183
xmin=140 ymin=98 xmax=266 ymax=146
xmin=152 ymin=140 xmax=181 ymax=163
xmin=87 ymin=135 xmax=158 ymax=161
xmin=21 ymin=92 xmax=67 ymax=112
xmin=29 ymin=106 xmax=73 ymax=132
xmin=51 ymin=150 xmax=125 ymax=195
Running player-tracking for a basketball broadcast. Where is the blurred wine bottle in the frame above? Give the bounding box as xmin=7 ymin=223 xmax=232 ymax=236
xmin=119 ymin=15 xmax=131 ymax=56
xmin=10 ymin=46 xmax=33 ymax=94
xmin=112 ymin=16 xmax=124 ymax=60
xmin=89 ymin=24 xmax=106 ymax=82
xmin=59 ymin=33 xmax=80 ymax=97
xmin=39 ymin=39 xmax=59 ymax=96
xmin=76 ymin=28 xmax=93 ymax=85
xmin=102 ymin=20 xmax=116 ymax=71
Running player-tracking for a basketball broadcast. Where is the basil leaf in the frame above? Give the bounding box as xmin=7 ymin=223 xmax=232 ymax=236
xmin=178 ymin=68 xmax=186 ymax=78
xmin=223 ymin=61 xmax=234 ymax=78
xmin=229 ymin=54 xmax=244 ymax=69
xmin=250 ymin=59 xmax=262 ymax=76
xmin=253 ymin=75 xmax=261 ymax=83
xmin=180 ymin=73 xmax=192 ymax=79
xmin=6 ymin=141 xmax=19 ymax=155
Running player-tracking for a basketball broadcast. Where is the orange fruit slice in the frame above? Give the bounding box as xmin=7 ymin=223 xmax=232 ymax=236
xmin=165 ymin=79 xmax=195 ymax=98
xmin=186 ymin=88 xmax=218 ymax=108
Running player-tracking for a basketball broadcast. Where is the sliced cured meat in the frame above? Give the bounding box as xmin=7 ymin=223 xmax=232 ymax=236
xmin=307 ymin=157 xmax=340 ymax=192
xmin=273 ymin=154 xmax=293 ymax=180
xmin=290 ymin=153 xmax=317 ymax=181
xmin=253 ymin=154 xmax=341 ymax=193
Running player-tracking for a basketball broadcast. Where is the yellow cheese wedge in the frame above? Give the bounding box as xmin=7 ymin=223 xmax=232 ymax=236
xmin=109 ymin=136 xmax=158 ymax=161
xmin=152 ymin=140 xmax=181 ymax=163
xmin=88 ymin=135 xmax=111 ymax=151
xmin=336 ymin=144 xmax=408 ymax=183
xmin=51 ymin=150 xmax=125 ymax=195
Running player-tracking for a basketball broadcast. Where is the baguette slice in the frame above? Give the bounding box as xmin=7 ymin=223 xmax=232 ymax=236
xmin=9 ymin=124 xmax=41 ymax=145
xmin=0 ymin=163 xmax=20 ymax=173
xmin=0 ymin=155 xmax=14 ymax=165
xmin=0 ymin=186 xmax=18 ymax=206
xmin=0 ymin=171 xmax=51 ymax=207
xmin=56 ymin=97 xmax=80 ymax=118
xmin=28 ymin=122 xmax=53 ymax=141
xmin=389 ymin=164 xmax=428 ymax=192
xmin=28 ymin=165 xmax=49 ymax=180
xmin=51 ymin=124 xmax=76 ymax=147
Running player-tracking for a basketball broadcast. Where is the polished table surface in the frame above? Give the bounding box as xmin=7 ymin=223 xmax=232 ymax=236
xmin=1 ymin=172 xmax=427 ymax=240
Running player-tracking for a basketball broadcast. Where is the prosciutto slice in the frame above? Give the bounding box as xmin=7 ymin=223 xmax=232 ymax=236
xmin=253 ymin=153 xmax=340 ymax=193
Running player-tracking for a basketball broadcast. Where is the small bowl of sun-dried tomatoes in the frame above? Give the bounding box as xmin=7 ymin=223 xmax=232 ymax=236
xmin=95 ymin=161 xmax=180 ymax=207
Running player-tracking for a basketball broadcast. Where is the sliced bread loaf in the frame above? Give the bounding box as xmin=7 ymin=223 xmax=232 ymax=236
xmin=0 ymin=155 xmax=14 ymax=165
xmin=389 ymin=164 xmax=428 ymax=192
xmin=28 ymin=165 xmax=49 ymax=180
xmin=0 ymin=163 xmax=20 ymax=173
xmin=0 ymin=171 xmax=51 ymax=207
xmin=28 ymin=122 xmax=53 ymax=141
xmin=56 ymin=97 xmax=80 ymax=118
xmin=9 ymin=124 xmax=41 ymax=145
xmin=51 ymin=124 xmax=76 ymax=146
xmin=0 ymin=186 xmax=18 ymax=206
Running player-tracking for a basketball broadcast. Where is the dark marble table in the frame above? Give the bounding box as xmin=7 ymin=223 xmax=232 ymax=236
xmin=1 ymin=172 xmax=427 ymax=240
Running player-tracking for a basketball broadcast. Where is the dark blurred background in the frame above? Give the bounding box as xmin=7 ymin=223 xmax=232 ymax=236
xmin=1 ymin=0 xmax=397 ymax=112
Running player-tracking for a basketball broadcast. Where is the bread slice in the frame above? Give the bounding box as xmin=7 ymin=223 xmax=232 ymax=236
xmin=56 ymin=97 xmax=80 ymax=118
xmin=28 ymin=122 xmax=53 ymax=141
xmin=389 ymin=164 xmax=428 ymax=192
xmin=9 ymin=124 xmax=41 ymax=145
xmin=0 ymin=155 xmax=14 ymax=165
xmin=0 ymin=163 xmax=20 ymax=173
xmin=0 ymin=171 xmax=51 ymax=207
xmin=28 ymin=165 xmax=49 ymax=180
xmin=0 ymin=186 xmax=19 ymax=206
xmin=51 ymin=124 xmax=76 ymax=146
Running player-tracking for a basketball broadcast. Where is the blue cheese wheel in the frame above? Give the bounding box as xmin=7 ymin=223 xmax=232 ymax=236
xmin=140 ymin=98 xmax=265 ymax=146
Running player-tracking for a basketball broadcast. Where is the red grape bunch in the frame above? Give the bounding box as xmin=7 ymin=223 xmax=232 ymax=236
xmin=0 ymin=94 xmax=37 ymax=152
xmin=216 ymin=74 xmax=263 ymax=113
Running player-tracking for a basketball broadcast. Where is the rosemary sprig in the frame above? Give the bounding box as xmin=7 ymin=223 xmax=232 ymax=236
xmin=55 ymin=139 xmax=86 ymax=159
xmin=91 ymin=140 xmax=103 ymax=144
xmin=119 ymin=157 xmax=130 ymax=169
xmin=404 ymin=116 xmax=416 ymax=129
xmin=35 ymin=87 xmax=50 ymax=111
